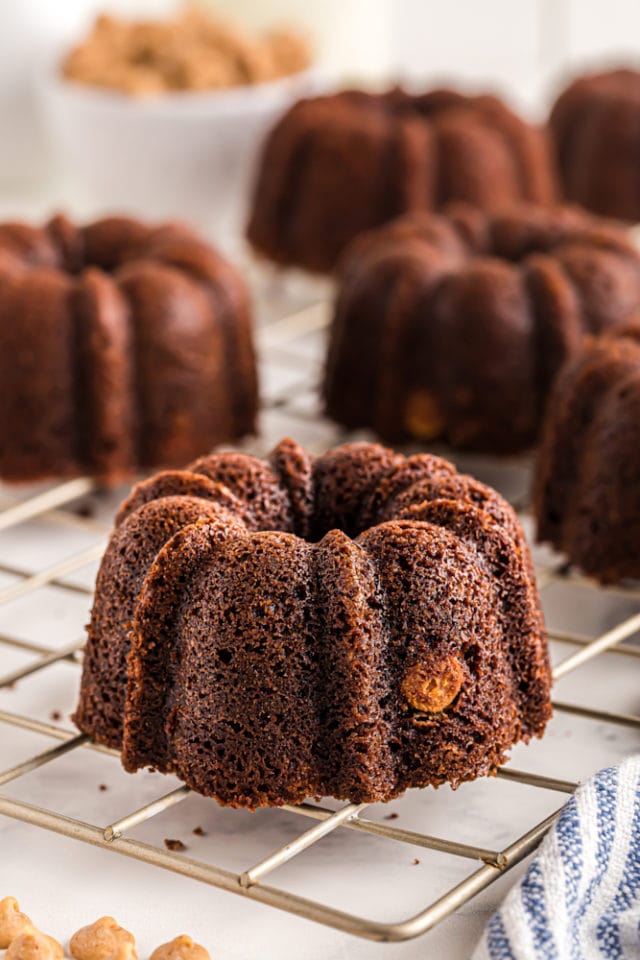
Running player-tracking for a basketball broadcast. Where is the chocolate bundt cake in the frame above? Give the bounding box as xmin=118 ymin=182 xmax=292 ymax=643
xmin=0 ymin=215 xmax=258 ymax=483
xmin=247 ymin=87 xmax=557 ymax=273
xmin=75 ymin=438 xmax=551 ymax=809
xmin=324 ymin=203 xmax=640 ymax=454
xmin=550 ymin=68 xmax=640 ymax=222
xmin=534 ymin=327 xmax=640 ymax=583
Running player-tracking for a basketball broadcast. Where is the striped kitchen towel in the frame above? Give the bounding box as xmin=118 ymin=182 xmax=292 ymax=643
xmin=473 ymin=755 xmax=640 ymax=959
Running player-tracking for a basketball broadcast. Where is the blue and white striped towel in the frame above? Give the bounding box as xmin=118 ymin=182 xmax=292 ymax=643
xmin=473 ymin=756 xmax=640 ymax=959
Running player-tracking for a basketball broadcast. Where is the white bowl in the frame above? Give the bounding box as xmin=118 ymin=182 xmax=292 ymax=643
xmin=40 ymin=64 xmax=323 ymax=244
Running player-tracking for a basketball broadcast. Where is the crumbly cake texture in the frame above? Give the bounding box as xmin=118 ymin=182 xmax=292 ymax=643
xmin=535 ymin=326 xmax=640 ymax=584
xmin=324 ymin=203 xmax=640 ymax=454
xmin=74 ymin=439 xmax=551 ymax=809
xmin=0 ymin=215 xmax=258 ymax=483
xmin=550 ymin=68 xmax=640 ymax=222
xmin=247 ymin=87 xmax=557 ymax=272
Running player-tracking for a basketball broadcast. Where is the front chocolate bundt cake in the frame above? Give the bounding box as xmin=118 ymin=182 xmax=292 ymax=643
xmin=550 ymin=68 xmax=640 ymax=222
xmin=534 ymin=327 xmax=640 ymax=584
xmin=75 ymin=439 xmax=551 ymax=809
xmin=324 ymin=203 xmax=640 ymax=454
xmin=0 ymin=215 xmax=258 ymax=483
xmin=247 ymin=87 xmax=557 ymax=273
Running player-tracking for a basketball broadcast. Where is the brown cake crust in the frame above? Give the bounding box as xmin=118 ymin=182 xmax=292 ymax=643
xmin=534 ymin=326 xmax=640 ymax=583
xmin=75 ymin=438 xmax=551 ymax=808
xmin=550 ymin=68 xmax=640 ymax=221
xmin=247 ymin=87 xmax=557 ymax=273
xmin=0 ymin=215 xmax=258 ymax=484
xmin=323 ymin=203 xmax=640 ymax=454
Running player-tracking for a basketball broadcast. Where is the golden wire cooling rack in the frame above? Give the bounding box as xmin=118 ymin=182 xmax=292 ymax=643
xmin=1 ymin=299 xmax=639 ymax=944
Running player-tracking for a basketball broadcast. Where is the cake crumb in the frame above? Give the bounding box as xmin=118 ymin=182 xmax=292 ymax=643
xmin=412 ymin=858 xmax=420 ymax=865
xmin=192 ymin=826 xmax=206 ymax=837
xmin=164 ymin=838 xmax=187 ymax=852
xmin=50 ymin=710 xmax=63 ymax=722
xmin=98 ymin=783 xmax=108 ymax=792
xmin=384 ymin=812 xmax=399 ymax=821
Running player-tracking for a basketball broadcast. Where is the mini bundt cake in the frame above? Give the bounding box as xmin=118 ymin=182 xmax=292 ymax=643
xmin=74 ymin=438 xmax=551 ymax=809
xmin=247 ymin=87 xmax=557 ymax=273
xmin=324 ymin=203 xmax=640 ymax=454
xmin=0 ymin=215 xmax=258 ymax=483
xmin=534 ymin=326 xmax=640 ymax=584
xmin=550 ymin=68 xmax=640 ymax=222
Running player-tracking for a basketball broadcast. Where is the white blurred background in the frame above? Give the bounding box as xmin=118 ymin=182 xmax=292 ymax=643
xmin=395 ymin=0 xmax=640 ymax=114
xmin=0 ymin=0 xmax=638 ymax=239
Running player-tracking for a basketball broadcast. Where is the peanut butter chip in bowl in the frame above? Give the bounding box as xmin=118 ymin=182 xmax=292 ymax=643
xmin=61 ymin=9 xmax=312 ymax=95
xmin=150 ymin=935 xmax=211 ymax=960
xmin=70 ymin=917 xmax=137 ymax=960
xmin=5 ymin=931 xmax=63 ymax=960
xmin=0 ymin=897 xmax=34 ymax=948
xmin=402 ymin=657 xmax=465 ymax=714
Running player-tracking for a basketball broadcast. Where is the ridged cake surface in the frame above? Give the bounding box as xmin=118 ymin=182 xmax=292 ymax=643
xmin=75 ymin=439 xmax=551 ymax=809
xmin=247 ymin=87 xmax=557 ymax=273
xmin=324 ymin=203 xmax=640 ymax=453
xmin=550 ymin=68 xmax=640 ymax=221
xmin=0 ymin=215 xmax=258 ymax=483
xmin=535 ymin=327 xmax=640 ymax=583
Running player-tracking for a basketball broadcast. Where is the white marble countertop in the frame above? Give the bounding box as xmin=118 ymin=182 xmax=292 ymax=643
xmin=0 ymin=191 xmax=639 ymax=960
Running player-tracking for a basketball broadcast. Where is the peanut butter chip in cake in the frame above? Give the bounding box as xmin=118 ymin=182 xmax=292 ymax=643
xmin=401 ymin=658 xmax=464 ymax=713
xmin=403 ymin=390 xmax=445 ymax=441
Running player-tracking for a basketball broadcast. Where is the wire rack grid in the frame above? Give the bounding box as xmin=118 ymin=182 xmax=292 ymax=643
xmin=1 ymin=299 xmax=640 ymax=945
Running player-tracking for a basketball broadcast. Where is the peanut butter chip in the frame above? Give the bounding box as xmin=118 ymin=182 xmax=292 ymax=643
xmin=5 ymin=931 xmax=63 ymax=960
xmin=402 ymin=658 xmax=464 ymax=713
xmin=0 ymin=897 xmax=35 ymax=948
xmin=150 ymin=935 xmax=211 ymax=960
xmin=62 ymin=9 xmax=312 ymax=95
xmin=104 ymin=944 xmax=137 ymax=960
xmin=404 ymin=390 xmax=445 ymax=441
xmin=70 ymin=917 xmax=137 ymax=960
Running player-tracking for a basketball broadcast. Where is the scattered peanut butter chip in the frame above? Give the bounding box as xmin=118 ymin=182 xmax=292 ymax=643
xmin=0 ymin=897 xmax=35 ymax=949
xmin=192 ymin=826 xmax=206 ymax=837
xmin=5 ymin=930 xmax=63 ymax=960
xmin=402 ymin=657 xmax=464 ymax=713
xmin=1 ymin=904 xmax=213 ymax=960
xmin=164 ymin=838 xmax=187 ymax=852
xmin=104 ymin=944 xmax=137 ymax=960
xmin=70 ymin=916 xmax=136 ymax=960
xmin=150 ymin=935 xmax=211 ymax=960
